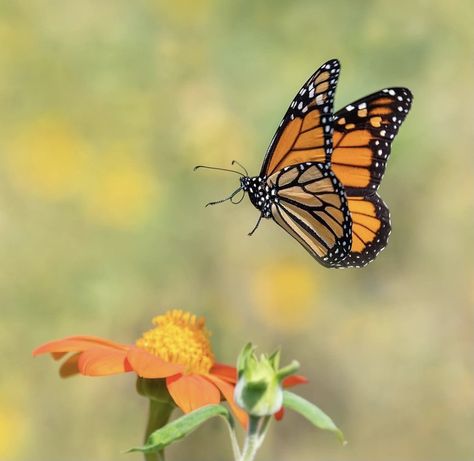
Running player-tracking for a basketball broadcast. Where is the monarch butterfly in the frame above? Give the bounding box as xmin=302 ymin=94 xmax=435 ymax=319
xmin=196 ymin=59 xmax=412 ymax=268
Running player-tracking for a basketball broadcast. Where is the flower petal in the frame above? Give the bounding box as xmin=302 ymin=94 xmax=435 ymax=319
xmin=77 ymin=347 xmax=131 ymax=376
xmin=59 ymin=353 xmax=81 ymax=378
xmin=209 ymin=363 xmax=237 ymax=383
xmin=126 ymin=347 xmax=184 ymax=378
xmin=166 ymin=374 xmax=220 ymax=413
xmin=33 ymin=336 xmax=129 ymax=356
xmin=274 ymin=407 xmax=285 ymax=421
xmin=206 ymin=374 xmax=248 ymax=429
xmin=52 ymin=352 xmax=68 ymax=361
xmin=283 ymin=374 xmax=308 ymax=388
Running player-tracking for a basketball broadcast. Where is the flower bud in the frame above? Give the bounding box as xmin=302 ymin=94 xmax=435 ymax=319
xmin=234 ymin=343 xmax=299 ymax=417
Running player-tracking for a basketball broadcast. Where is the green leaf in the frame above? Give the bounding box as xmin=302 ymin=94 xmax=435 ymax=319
xmin=283 ymin=391 xmax=346 ymax=444
xmin=126 ymin=404 xmax=234 ymax=454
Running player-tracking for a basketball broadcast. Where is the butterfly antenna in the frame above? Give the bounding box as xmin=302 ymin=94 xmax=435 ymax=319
xmin=248 ymin=214 xmax=263 ymax=236
xmin=194 ymin=165 xmax=244 ymax=177
xmin=205 ymin=187 xmax=242 ymax=207
xmin=231 ymin=160 xmax=249 ymax=176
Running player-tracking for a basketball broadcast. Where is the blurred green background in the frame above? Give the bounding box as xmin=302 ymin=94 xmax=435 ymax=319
xmin=0 ymin=0 xmax=473 ymax=460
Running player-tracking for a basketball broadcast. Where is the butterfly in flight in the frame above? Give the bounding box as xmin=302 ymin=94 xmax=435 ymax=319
xmin=195 ymin=59 xmax=412 ymax=268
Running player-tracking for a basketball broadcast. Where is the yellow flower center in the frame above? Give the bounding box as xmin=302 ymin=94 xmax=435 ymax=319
xmin=136 ymin=310 xmax=215 ymax=375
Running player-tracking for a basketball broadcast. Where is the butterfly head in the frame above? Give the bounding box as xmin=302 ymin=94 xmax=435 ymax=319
xmin=239 ymin=176 xmax=252 ymax=191
xmin=240 ymin=176 xmax=275 ymax=218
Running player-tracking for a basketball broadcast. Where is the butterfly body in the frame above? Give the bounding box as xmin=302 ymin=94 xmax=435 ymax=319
xmin=240 ymin=175 xmax=276 ymax=218
xmin=201 ymin=59 xmax=412 ymax=268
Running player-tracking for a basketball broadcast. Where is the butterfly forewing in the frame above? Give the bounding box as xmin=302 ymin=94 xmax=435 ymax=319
xmin=261 ymin=59 xmax=341 ymax=177
xmin=331 ymin=88 xmax=413 ymax=196
xmin=268 ymin=163 xmax=352 ymax=267
xmin=334 ymin=194 xmax=390 ymax=268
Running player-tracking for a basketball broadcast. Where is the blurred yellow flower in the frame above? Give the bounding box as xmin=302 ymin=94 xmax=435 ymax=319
xmin=148 ymin=0 xmax=216 ymax=24
xmin=5 ymin=118 xmax=157 ymax=229
xmin=178 ymin=84 xmax=251 ymax=165
xmin=0 ymin=400 xmax=24 ymax=458
xmin=6 ymin=117 xmax=89 ymax=200
xmin=252 ymin=260 xmax=319 ymax=331
xmin=80 ymin=150 xmax=157 ymax=229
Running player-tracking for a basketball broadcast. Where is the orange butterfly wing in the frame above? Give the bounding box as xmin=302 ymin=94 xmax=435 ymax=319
xmin=328 ymin=88 xmax=412 ymax=267
xmin=334 ymin=194 xmax=390 ymax=268
xmin=255 ymin=66 xmax=413 ymax=268
xmin=331 ymin=88 xmax=413 ymax=195
xmin=268 ymin=162 xmax=352 ymax=267
xmin=261 ymin=59 xmax=340 ymax=177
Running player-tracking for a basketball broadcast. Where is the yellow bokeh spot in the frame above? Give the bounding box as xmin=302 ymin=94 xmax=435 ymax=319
xmin=252 ymin=260 xmax=319 ymax=331
xmin=6 ymin=118 xmax=157 ymax=228
xmin=6 ymin=117 xmax=89 ymax=200
xmin=136 ymin=310 xmax=214 ymax=374
xmin=0 ymin=400 xmax=24 ymax=458
xmin=178 ymin=84 xmax=251 ymax=164
xmin=148 ymin=0 xmax=216 ymax=24
xmin=81 ymin=150 xmax=157 ymax=229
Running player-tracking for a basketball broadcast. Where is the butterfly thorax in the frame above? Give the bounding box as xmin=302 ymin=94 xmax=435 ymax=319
xmin=240 ymin=176 xmax=278 ymax=218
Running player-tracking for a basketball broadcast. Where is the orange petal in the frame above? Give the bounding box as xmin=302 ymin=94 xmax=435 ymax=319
xmin=52 ymin=352 xmax=68 ymax=361
xmin=126 ymin=347 xmax=184 ymax=378
xmin=59 ymin=353 xmax=81 ymax=378
xmin=206 ymin=374 xmax=248 ymax=429
xmin=283 ymin=375 xmax=308 ymax=388
xmin=77 ymin=347 xmax=131 ymax=376
xmin=274 ymin=407 xmax=285 ymax=421
xmin=209 ymin=363 xmax=237 ymax=383
xmin=166 ymin=374 xmax=220 ymax=413
xmin=33 ymin=336 xmax=129 ymax=356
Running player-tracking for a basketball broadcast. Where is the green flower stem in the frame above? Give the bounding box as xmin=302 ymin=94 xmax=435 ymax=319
xmin=256 ymin=415 xmax=271 ymax=447
xmin=144 ymin=399 xmax=174 ymax=461
xmin=223 ymin=416 xmax=241 ymax=460
xmin=240 ymin=416 xmax=262 ymax=461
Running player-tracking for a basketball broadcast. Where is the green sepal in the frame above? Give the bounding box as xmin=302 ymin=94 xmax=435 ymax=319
xmin=276 ymin=360 xmax=300 ymax=381
xmin=268 ymin=348 xmax=281 ymax=369
xmin=282 ymin=391 xmax=346 ymax=444
xmin=237 ymin=343 xmax=255 ymax=379
xmin=136 ymin=377 xmax=174 ymax=405
xmin=126 ymin=404 xmax=234 ymax=454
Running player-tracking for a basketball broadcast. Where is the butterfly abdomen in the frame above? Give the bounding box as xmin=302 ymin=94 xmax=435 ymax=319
xmin=241 ymin=176 xmax=277 ymax=218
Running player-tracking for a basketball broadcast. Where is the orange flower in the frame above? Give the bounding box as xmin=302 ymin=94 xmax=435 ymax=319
xmin=33 ymin=310 xmax=251 ymax=425
xmin=33 ymin=310 xmax=308 ymax=427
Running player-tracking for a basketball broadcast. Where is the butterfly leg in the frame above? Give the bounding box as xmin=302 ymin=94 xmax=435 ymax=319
xmin=248 ymin=214 xmax=263 ymax=236
xmin=205 ymin=187 xmax=242 ymax=207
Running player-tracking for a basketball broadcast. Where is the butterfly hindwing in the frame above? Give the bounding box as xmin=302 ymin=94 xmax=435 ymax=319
xmin=267 ymin=162 xmax=352 ymax=267
xmin=331 ymin=87 xmax=413 ymax=196
xmin=261 ymin=59 xmax=341 ymax=177
xmin=334 ymin=194 xmax=390 ymax=268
